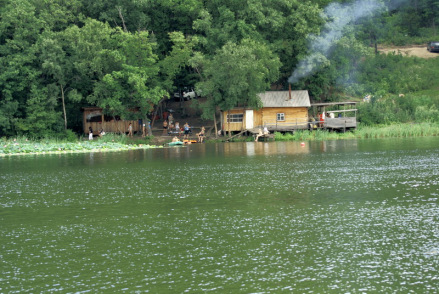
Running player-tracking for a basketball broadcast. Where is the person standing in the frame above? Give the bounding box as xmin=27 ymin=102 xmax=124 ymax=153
xmin=128 ymin=123 xmax=133 ymax=137
xmin=147 ymin=121 xmax=152 ymax=136
xmin=88 ymin=127 xmax=93 ymax=140
xmin=168 ymin=113 xmax=174 ymax=126
xmin=163 ymin=120 xmax=168 ymax=135
xmin=183 ymin=122 xmax=190 ymax=139
xmin=175 ymin=122 xmax=180 ymax=135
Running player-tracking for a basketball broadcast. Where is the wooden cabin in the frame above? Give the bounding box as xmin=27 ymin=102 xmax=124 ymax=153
xmin=221 ymin=90 xmax=311 ymax=133
xmin=82 ymin=107 xmax=141 ymax=135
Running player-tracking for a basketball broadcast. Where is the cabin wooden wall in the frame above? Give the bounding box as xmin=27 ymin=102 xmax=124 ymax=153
xmin=253 ymin=109 xmax=263 ymax=128
xmin=261 ymin=107 xmax=308 ymax=129
xmin=221 ymin=109 xmax=246 ymax=132
xmin=222 ymin=107 xmax=309 ymax=132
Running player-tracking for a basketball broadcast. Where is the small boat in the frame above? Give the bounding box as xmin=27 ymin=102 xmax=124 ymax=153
xmin=168 ymin=141 xmax=184 ymax=146
xmin=183 ymin=139 xmax=197 ymax=144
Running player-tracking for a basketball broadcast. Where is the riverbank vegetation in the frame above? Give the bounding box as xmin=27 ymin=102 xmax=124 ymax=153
xmin=1 ymin=0 xmax=439 ymax=140
xmin=274 ymin=123 xmax=439 ymax=141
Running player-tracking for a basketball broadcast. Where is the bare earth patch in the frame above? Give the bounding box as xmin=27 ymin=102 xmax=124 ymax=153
xmin=378 ymin=45 xmax=439 ymax=58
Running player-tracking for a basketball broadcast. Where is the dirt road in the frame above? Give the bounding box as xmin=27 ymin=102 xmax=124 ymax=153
xmin=378 ymin=45 xmax=439 ymax=58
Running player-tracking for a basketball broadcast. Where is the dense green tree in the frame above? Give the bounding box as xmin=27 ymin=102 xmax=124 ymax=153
xmin=159 ymin=32 xmax=199 ymax=94
xmin=80 ymin=0 xmax=203 ymax=54
xmin=60 ymin=19 xmax=166 ymax=121
xmin=195 ymin=39 xmax=280 ymax=135
xmin=38 ymin=30 xmax=81 ymax=131
xmin=419 ymin=0 xmax=439 ymax=35
xmin=14 ymin=85 xmax=62 ymax=137
xmin=194 ymin=0 xmax=322 ymax=87
xmin=90 ymin=29 xmax=166 ymax=120
xmin=0 ymin=0 xmax=44 ymax=136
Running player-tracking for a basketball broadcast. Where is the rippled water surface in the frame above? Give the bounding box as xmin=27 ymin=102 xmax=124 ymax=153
xmin=1 ymin=138 xmax=438 ymax=293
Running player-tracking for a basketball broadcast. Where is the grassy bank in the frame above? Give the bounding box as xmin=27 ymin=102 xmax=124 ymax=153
xmin=274 ymin=123 xmax=439 ymax=141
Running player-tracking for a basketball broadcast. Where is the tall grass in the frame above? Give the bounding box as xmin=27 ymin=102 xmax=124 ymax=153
xmin=274 ymin=123 xmax=439 ymax=141
xmin=274 ymin=129 xmax=356 ymax=141
xmin=355 ymin=123 xmax=439 ymax=138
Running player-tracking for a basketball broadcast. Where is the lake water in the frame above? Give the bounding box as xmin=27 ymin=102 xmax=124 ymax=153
xmin=1 ymin=138 xmax=438 ymax=293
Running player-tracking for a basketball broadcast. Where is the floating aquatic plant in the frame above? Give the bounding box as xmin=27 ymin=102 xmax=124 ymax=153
xmin=0 ymin=138 xmax=158 ymax=156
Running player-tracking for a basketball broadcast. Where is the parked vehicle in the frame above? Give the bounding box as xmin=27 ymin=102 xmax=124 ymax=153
xmin=174 ymin=86 xmax=198 ymax=101
xmin=182 ymin=88 xmax=201 ymax=100
xmin=182 ymin=89 xmax=196 ymax=100
xmin=427 ymin=41 xmax=439 ymax=52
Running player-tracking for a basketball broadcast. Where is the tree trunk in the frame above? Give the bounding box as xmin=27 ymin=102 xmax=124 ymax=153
xmin=213 ymin=109 xmax=218 ymax=138
xmin=117 ymin=6 xmax=128 ymax=32
xmin=60 ymin=85 xmax=67 ymax=130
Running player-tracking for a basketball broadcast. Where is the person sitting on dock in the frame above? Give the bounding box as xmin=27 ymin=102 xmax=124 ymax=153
xmin=197 ymin=126 xmax=205 ymax=143
xmin=263 ymin=126 xmax=269 ymax=135
xmin=255 ymin=128 xmax=263 ymax=142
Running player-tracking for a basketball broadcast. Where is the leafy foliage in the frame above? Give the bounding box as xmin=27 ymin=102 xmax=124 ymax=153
xmin=1 ymin=0 xmax=439 ymax=138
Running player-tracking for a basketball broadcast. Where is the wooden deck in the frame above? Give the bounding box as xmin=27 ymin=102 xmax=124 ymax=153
xmin=324 ymin=117 xmax=357 ymax=129
xmin=309 ymin=117 xmax=357 ymax=131
xmin=263 ymin=122 xmax=309 ymax=132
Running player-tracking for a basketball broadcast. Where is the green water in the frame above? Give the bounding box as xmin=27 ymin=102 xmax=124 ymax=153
xmin=1 ymin=138 xmax=438 ymax=293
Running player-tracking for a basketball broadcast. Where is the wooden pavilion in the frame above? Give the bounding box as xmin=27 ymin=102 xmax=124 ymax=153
xmin=82 ymin=107 xmax=141 ymax=135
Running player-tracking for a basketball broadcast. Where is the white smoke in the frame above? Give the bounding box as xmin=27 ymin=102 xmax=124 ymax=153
xmin=288 ymin=0 xmax=386 ymax=84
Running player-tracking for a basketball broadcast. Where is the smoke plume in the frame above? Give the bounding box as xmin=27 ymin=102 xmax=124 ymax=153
xmin=288 ymin=0 xmax=386 ymax=84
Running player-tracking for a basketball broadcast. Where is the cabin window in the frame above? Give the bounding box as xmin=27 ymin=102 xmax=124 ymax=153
xmin=227 ymin=113 xmax=243 ymax=123
xmin=86 ymin=111 xmax=103 ymax=123
xmin=277 ymin=113 xmax=285 ymax=121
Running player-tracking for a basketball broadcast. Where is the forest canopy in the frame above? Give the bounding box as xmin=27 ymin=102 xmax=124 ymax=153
xmin=1 ymin=0 xmax=438 ymax=137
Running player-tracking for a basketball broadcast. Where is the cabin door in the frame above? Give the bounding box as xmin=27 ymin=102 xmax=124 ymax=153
xmin=245 ymin=110 xmax=254 ymax=129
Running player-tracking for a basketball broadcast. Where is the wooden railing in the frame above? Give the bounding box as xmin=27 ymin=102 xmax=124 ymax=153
xmin=263 ymin=118 xmax=309 ymax=131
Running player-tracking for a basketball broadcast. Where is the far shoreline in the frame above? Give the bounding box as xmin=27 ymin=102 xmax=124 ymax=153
xmin=2 ymin=122 xmax=439 ymax=156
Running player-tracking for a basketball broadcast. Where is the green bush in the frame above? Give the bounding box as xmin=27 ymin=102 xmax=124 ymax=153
xmin=415 ymin=105 xmax=439 ymax=123
xmin=56 ymin=129 xmax=79 ymax=142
